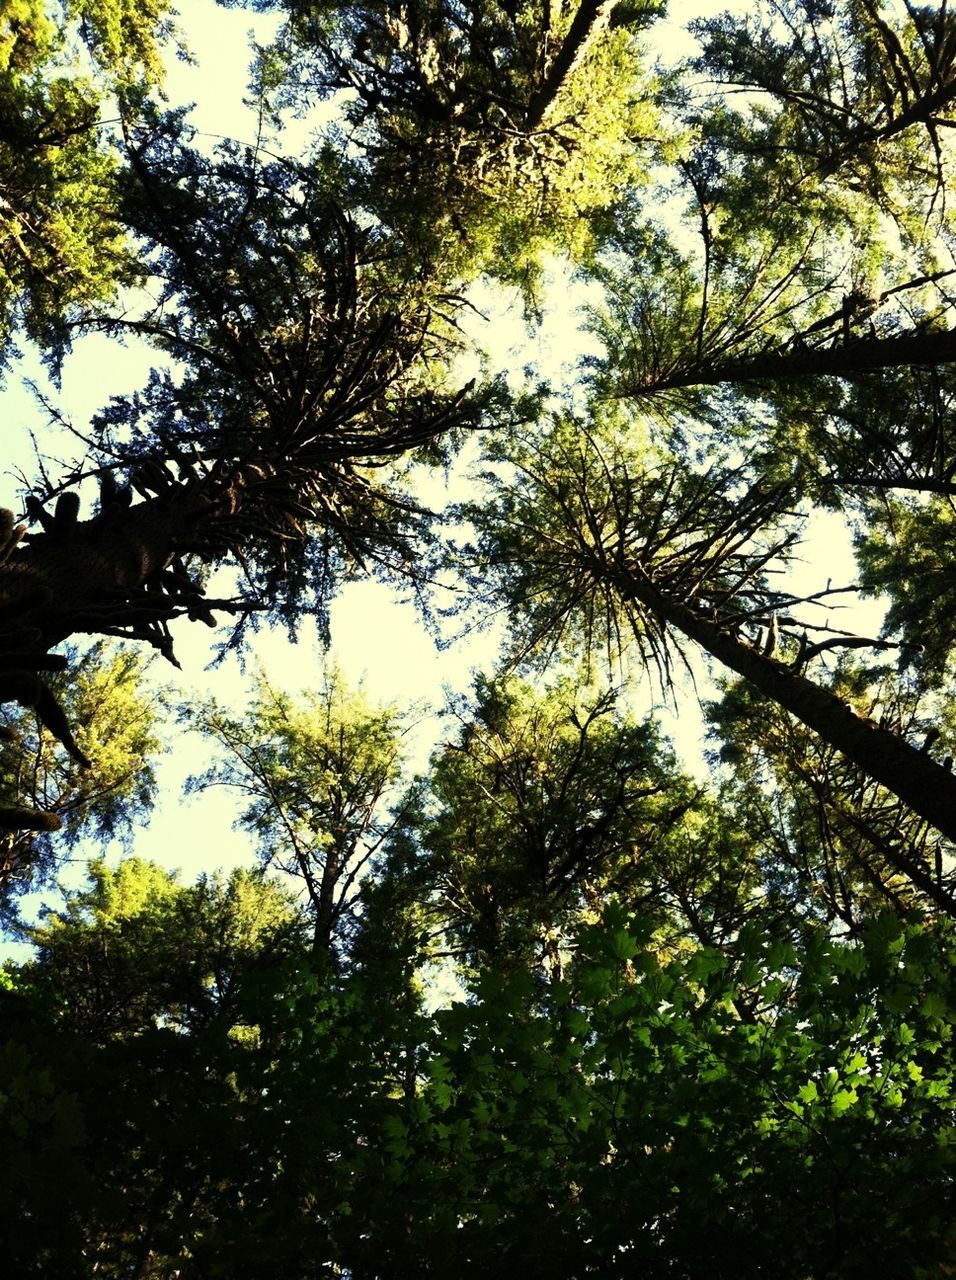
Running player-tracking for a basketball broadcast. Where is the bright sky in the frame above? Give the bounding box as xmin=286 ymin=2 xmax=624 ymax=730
xmin=0 ymin=0 xmax=883 ymax=953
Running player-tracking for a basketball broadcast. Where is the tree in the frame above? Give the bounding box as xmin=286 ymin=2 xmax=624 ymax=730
xmin=584 ymin=0 xmax=956 ymax=408
xmin=459 ymin=415 xmax=956 ymax=843
xmin=3 ymin=1 xmax=956 ymax=1272
xmin=0 ymin=124 xmax=500 ymax=852
xmin=0 ymin=856 xmax=302 ymax=1276
xmin=23 ymin=856 xmax=300 ymax=1037
xmin=0 ymin=640 xmax=166 ymax=909
xmin=382 ymin=673 xmax=723 ymax=972
xmin=250 ymin=0 xmax=667 ymax=287
xmin=0 ymin=0 xmax=176 ymax=357
xmin=706 ymin=669 xmax=956 ymax=926
xmin=856 ymin=488 xmax=956 ymax=676
xmin=4 ymin=127 xmax=486 ymax=630
xmin=694 ymin=0 xmax=956 ymax=204
xmin=187 ymin=667 xmax=408 ymax=961
xmin=4 ymin=865 xmax=954 ymax=1278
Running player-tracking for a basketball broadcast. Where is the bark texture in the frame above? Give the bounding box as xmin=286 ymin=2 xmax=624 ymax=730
xmin=604 ymin=557 xmax=956 ymax=843
xmin=637 ymin=327 xmax=956 ymax=395
xmin=0 ymin=481 xmax=230 ymax=655
xmin=525 ymin=0 xmax=615 ymax=129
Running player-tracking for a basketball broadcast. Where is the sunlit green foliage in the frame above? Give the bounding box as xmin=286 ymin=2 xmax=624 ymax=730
xmin=186 ymin=667 xmax=406 ymax=957
xmin=23 ymin=856 xmax=299 ymax=1036
xmin=0 ymin=641 xmax=166 ymax=907
xmin=386 ymin=674 xmax=697 ymax=970
xmin=693 ymin=0 xmax=956 ymax=245
xmin=0 ymin=0 xmax=176 ymax=355
xmin=240 ymin=0 xmax=669 ymax=289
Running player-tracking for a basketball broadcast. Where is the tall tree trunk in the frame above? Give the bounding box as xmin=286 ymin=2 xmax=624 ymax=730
xmin=832 ymin=474 xmax=956 ymax=497
xmin=0 ymin=476 xmax=241 ymax=821
xmin=596 ymin=555 xmax=956 ymax=843
xmin=0 ymin=485 xmax=215 ymax=650
xmin=635 ymin=326 xmax=956 ymax=395
xmin=525 ymin=1 xmax=615 ymax=130
xmin=0 ymin=458 xmax=264 ymax=660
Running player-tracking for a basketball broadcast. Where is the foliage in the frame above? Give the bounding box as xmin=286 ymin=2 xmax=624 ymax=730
xmin=246 ymin=0 xmax=668 ymax=290
xmin=22 ymin=856 xmax=300 ymax=1037
xmin=0 ymin=0 xmax=176 ymax=356
xmin=692 ymin=0 xmax=956 ymax=233
xmin=379 ymin=908 xmax=956 ymax=1279
xmin=706 ymin=671 xmax=956 ymax=925
xmin=856 ymin=490 xmax=956 ymax=681
xmin=457 ymin=413 xmax=794 ymax=676
xmin=186 ymin=666 xmax=407 ymax=958
xmin=2 ymin=1 xmax=956 ymax=1274
xmin=384 ymin=674 xmax=701 ymax=970
xmin=0 ymin=640 xmax=166 ymax=909
xmin=1 ymin=876 xmax=954 ymax=1277
xmin=0 ymin=857 xmax=301 ymax=1277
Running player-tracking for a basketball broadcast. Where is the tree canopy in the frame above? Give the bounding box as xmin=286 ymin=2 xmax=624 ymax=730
xmin=1 ymin=1 xmax=956 ymax=1275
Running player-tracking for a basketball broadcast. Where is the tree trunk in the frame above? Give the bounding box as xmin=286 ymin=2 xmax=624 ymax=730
xmin=525 ymin=1 xmax=614 ymax=130
xmin=636 ymin=326 xmax=956 ymax=395
xmin=602 ymin=557 xmax=956 ymax=843
xmin=832 ymin=475 xmax=956 ymax=497
xmin=0 ymin=479 xmax=236 ymax=654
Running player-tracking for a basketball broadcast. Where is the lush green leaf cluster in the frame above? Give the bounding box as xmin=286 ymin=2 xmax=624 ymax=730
xmin=2 ymin=872 xmax=953 ymax=1277
xmin=0 ymin=0 xmax=176 ymax=356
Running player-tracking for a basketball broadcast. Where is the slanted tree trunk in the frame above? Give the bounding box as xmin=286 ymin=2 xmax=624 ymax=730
xmin=2 ymin=491 xmax=197 ymax=642
xmin=591 ymin=553 xmax=956 ymax=843
xmin=0 ymin=476 xmax=241 ymax=658
xmin=525 ymin=0 xmax=616 ymax=129
xmin=833 ymin=475 xmax=956 ymax=496
xmin=635 ymin=326 xmax=956 ymax=395
xmin=0 ymin=473 xmax=248 ymax=840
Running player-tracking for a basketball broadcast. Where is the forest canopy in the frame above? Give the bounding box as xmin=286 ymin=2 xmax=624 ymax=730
xmin=1 ymin=1 xmax=955 ymax=1276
